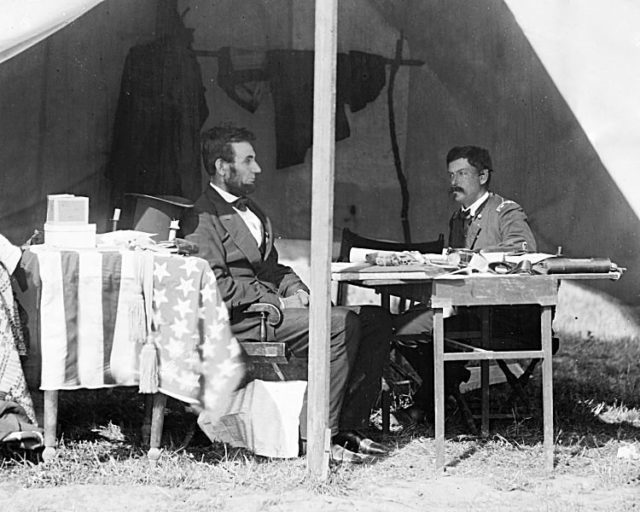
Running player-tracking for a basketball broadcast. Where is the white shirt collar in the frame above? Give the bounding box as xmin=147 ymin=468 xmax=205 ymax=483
xmin=463 ymin=191 xmax=490 ymax=217
xmin=210 ymin=183 xmax=263 ymax=246
xmin=210 ymin=182 xmax=240 ymax=204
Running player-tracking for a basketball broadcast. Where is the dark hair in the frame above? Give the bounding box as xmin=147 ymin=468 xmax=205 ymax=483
xmin=446 ymin=145 xmax=493 ymax=185
xmin=201 ymin=124 xmax=256 ymax=176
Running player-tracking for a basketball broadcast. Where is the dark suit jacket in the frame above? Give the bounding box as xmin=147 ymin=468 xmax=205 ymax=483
xmin=182 ymin=186 xmax=308 ymax=335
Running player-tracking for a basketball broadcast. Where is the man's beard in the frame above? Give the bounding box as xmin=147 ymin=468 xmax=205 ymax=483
xmin=226 ymin=165 xmax=256 ymax=196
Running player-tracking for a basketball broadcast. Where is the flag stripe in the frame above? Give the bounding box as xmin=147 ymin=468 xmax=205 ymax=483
xmin=61 ymin=251 xmax=80 ymax=386
xmin=109 ymin=250 xmax=143 ymax=385
xmin=36 ymin=249 xmax=68 ymax=389
xmin=77 ymin=251 xmax=105 ymax=388
xmin=101 ymin=251 xmax=121 ymax=384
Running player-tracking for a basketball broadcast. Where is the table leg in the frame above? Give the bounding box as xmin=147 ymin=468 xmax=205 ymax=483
xmin=148 ymin=392 xmax=167 ymax=465
xmin=481 ymin=308 xmax=492 ymax=436
xmin=541 ymin=305 xmax=554 ymax=471
xmin=141 ymin=393 xmax=153 ymax=444
xmin=480 ymin=361 xmax=490 ymax=436
xmin=433 ymin=308 xmax=445 ymax=471
xmin=42 ymin=390 xmax=58 ymax=462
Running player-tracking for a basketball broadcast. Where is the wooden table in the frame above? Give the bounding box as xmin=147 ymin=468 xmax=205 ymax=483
xmin=332 ymin=263 xmax=621 ymax=471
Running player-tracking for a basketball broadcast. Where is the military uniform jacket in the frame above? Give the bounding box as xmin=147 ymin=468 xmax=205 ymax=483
xmin=448 ymin=192 xmax=537 ymax=252
xmin=182 ymin=186 xmax=308 ymax=330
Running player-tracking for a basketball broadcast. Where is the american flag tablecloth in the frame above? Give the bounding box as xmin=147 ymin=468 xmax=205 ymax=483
xmin=28 ymin=246 xmax=244 ymax=419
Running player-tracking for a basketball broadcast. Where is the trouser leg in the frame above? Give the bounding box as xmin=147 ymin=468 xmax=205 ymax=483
xmin=393 ymin=306 xmax=471 ymax=414
xmin=270 ymin=307 xmax=361 ymax=436
xmin=393 ymin=305 xmax=435 ymax=410
xmin=338 ymin=305 xmax=392 ymax=431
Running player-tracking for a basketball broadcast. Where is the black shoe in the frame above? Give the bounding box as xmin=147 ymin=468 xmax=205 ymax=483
xmin=393 ymin=405 xmax=427 ymax=426
xmin=330 ymin=443 xmax=368 ymax=464
xmin=332 ymin=430 xmax=389 ymax=456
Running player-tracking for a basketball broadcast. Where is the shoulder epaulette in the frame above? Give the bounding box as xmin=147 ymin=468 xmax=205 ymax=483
xmin=496 ymin=199 xmax=516 ymax=212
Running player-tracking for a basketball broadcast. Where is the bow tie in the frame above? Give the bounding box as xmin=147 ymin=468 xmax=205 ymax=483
xmin=460 ymin=208 xmax=472 ymax=220
xmin=232 ymin=197 xmax=249 ymax=211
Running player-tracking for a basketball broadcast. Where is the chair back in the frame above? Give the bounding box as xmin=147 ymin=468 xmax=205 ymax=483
xmin=124 ymin=193 xmax=193 ymax=241
xmin=336 ymin=228 xmax=445 ymax=308
xmin=337 ymin=228 xmax=444 ymax=262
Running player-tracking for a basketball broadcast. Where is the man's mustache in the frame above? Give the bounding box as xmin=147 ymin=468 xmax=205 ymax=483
xmin=449 ymin=186 xmax=465 ymax=194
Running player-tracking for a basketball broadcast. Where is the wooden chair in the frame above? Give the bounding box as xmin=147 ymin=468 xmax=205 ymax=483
xmin=336 ymin=228 xmax=445 ymax=312
xmin=445 ymin=305 xmax=560 ymax=431
xmin=123 ymin=192 xmax=193 ymax=241
xmin=239 ymin=303 xmax=290 ymax=381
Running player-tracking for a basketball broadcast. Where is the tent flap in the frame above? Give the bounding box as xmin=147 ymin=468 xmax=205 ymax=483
xmin=0 ymin=0 xmax=104 ymax=65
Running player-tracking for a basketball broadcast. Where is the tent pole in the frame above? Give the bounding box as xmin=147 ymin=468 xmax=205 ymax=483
xmin=307 ymin=0 xmax=337 ymax=480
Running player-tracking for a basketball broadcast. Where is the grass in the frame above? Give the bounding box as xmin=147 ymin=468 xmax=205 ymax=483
xmin=2 ymin=333 xmax=639 ymax=492
xmin=1 ymin=282 xmax=640 ymax=510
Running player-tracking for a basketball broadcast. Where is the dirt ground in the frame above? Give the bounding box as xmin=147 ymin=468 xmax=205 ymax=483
xmin=1 ymin=471 xmax=638 ymax=512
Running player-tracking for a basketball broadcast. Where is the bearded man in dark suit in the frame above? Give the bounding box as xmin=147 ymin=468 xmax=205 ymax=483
xmin=183 ymin=125 xmax=392 ymax=463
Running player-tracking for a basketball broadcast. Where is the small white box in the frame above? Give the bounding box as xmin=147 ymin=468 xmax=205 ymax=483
xmin=44 ymin=222 xmax=96 ymax=248
xmin=46 ymin=195 xmax=89 ymax=224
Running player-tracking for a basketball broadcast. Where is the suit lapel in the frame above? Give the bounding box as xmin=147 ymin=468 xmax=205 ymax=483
xmin=205 ymin=187 xmax=263 ymax=268
xmin=466 ymin=222 xmax=482 ymax=250
xmin=466 ymin=194 xmax=491 ymax=250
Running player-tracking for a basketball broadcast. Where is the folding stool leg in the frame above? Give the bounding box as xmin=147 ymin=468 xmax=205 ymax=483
xmin=451 ymin=385 xmax=478 ymax=435
xmin=496 ymin=359 xmax=531 ymax=411
xmin=381 ymin=377 xmax=391 ymax=437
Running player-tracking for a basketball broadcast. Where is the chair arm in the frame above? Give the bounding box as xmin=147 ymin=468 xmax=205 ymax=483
xmin=245 ymin=302 xmax=283 ymax=342
xmin=245 ymin=302 xmax=283 ymax=326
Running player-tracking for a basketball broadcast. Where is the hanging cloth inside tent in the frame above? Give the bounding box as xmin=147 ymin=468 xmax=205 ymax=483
xmin=216 ymin=48 xmax=387 ymax=168
xmin=106 ymin=31 xmax=209 ymax=205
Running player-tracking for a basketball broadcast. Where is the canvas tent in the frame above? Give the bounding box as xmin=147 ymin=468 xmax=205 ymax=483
xmin=1 ymin=0 xmax=639 ymax=304
xmin=2 ymin=0 xmax=640 ymax=477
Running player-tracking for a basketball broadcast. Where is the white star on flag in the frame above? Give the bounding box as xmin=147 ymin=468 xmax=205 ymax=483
xmin=180 ymin=257 xmax=201 ymax=277
xmin=176 ymin=277 xmax=195 ymax=298
xmin=207 ymin=321 xmax=227 ymax=341
xmin=226 ymin=337 xmax=243 ymax=358
xmin=203 ymin=271 xmax=216 ymax=286
xmin=161 ymin=360 xmax=181 ymax=383
xmin=154 ymin=288 xmax=168 ymax=308
xmin=216 ymin=359 xmax=239 ymax=380
xmin=201 ymin=340 xmax=217 ymax=359
xmin=173 ymin=298 xmax=192 ymax=318
xmin=209 ymin=362 xmax=241 ymax=392
xmin=178 ymin=371 xmax=200 ymax=390
xmin=215 ymin=303 xmax=229 ymax=321
xmin=170 ymin=318 xmax=189 ymax=338
xmin=165 ymin=337 xmax=185 ymax=359
xmin=183 ymin=353 xmax=201 ymax=370
xmin=154 ymin=261 xmax=170 ymax=283
xmin=201 ymin=283 xmax=215 ymax=303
